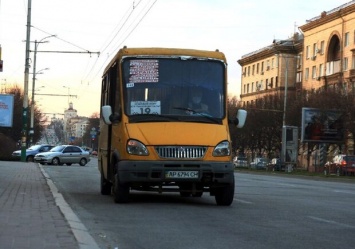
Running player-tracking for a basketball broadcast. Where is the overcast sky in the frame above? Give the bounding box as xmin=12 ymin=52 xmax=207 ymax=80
xmin=0 ymin=0 xmax=351 ymax=117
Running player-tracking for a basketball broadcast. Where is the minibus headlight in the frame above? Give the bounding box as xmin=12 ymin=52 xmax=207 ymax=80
xmin=212 ymin=141 xmax=230 ymax=157
xmin=127 ymin=139 xmax=149 ymax=155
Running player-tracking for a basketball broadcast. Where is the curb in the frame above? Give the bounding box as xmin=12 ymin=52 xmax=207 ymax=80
xmin=39 ymin=164 xmax=101 ymax=249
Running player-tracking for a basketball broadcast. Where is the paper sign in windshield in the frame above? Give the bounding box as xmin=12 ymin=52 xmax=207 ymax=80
xmin=129 ymin=60 xmax=159 ymax=83
xmin=131 ymin=101 xmax=161 ymax=115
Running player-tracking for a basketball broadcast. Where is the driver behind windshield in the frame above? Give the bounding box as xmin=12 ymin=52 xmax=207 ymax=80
xmin=188 ymin=88 xmax=208 ymax=113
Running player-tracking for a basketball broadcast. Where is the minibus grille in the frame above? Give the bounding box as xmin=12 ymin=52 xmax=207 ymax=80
xmin=155 ymin=146 xmax=207 ymax=159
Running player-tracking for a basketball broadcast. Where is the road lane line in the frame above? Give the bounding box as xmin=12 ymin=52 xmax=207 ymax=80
xmin=234 ymin=198 xmax=253 ymax=204
xmin=333 ymin=189 xmax=355 ymax=195
xmin=308 ymin=216 xmax=355 ymax=229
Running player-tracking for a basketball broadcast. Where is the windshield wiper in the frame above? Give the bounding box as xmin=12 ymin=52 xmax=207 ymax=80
xmin=172 ymin=107 xmax=221 ymax=124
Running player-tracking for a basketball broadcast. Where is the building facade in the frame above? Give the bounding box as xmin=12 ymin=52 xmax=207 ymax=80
xmin=237 ymin=1 xmax=355 ymax=169
xmin=238 ymin=34 xmax=303 ymax=106
xmin=300 ymin=2 xmax=355 ymax=93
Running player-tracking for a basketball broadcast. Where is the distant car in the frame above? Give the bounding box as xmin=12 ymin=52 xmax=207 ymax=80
xmin=12 ymin=144 xmax=54 ymax=162
xmin=250 ymin=157 xmax=269 ymax=170
xmin=91 ymin=150 xmax=98 ymax=156
xmin=34 ymin=145 xmax=90 ymax=166
xmin=324 ymin=154 xmax=355 ymax=176
xmin=233 ymin=156 xmax=248 ymax=168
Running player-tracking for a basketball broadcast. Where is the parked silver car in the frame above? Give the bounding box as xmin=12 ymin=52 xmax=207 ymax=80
xmin=12 ymin=144 xmax=54 ymax=162
xmin=34 ymin=145 xmax=90 ymax=166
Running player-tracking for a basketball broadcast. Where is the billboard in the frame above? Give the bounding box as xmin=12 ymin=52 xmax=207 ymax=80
xmin=0 ymin=94 xmax=14 ymax=127
xmin=301 ymin=108 xmax=344 ymax=143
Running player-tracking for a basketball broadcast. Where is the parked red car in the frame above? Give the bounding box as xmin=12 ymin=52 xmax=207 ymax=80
xmin=324 ymin=155 xmax=355 ymax=176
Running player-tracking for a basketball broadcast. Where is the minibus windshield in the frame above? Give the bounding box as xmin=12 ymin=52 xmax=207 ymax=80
xmin=122 ymin=57 xmax=226 ymax=122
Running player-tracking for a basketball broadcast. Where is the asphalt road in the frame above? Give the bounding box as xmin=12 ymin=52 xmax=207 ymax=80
xmin=42 ymin=158 xmax=355 ymax=249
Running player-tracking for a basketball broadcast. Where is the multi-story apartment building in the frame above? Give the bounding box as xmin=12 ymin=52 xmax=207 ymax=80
xmin=300 ymin=1 xmax=355 ymax=93
xmin=239 ymin=1 xmax=355 ymax=103
xmin=62 ymin=102 xmax=89 ymax=143
xmin=70 ymin=119 xmax=89 ymax=139
xmin=237 ymin=1 xmax=355 ymax=169
xmin=238 ymin=33 xmax=303 ymax=108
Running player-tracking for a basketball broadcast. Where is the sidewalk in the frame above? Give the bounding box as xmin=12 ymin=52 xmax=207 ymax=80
xmin=0 ymin=161 xmax=100 ymax=249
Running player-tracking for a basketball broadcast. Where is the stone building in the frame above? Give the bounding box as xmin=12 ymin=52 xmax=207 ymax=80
xmin=238 ymin=33 xmax=303 ymax=107
xmin=300 ymin=1 xmax=355 ymax=93
xmin=237 ymin=1 xmax=355 ymax=170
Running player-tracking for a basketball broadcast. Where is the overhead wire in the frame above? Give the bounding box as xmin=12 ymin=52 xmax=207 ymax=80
xmin=31 ymin=25 xmax=92 ymax=53
xmin=79 ymin=0 xmax=142 ymax=84
xmin=28 ymin=0 xmax=158 ymax=108
xmin=85 ymin=0 xmax=158 ymax=85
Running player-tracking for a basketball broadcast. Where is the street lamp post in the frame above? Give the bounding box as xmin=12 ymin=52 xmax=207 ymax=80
xmin=276 ymin=54 xmax=299 ymax=169
xmin=282 ymin=57 xmax=289 ymax=127
xmin=28 ymin=35 xmax=54 ymax=146
xmin=29 ymin=82 xmax=46 ymax=145
xmin=63 ymin=85 xmax=71 ymax=105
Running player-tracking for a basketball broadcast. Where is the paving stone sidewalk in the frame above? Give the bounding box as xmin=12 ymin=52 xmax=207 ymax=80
xmin=0 ymin=161 xmax=79 ymax=249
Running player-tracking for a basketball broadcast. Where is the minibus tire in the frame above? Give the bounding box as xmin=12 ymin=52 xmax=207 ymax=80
xmin=214 ymin=179 xmax=235 ymax=206
xmin=100 ymin=173 xmax=111 ymax=195
xmin=113 ymin=174 xmax=129 ymax=203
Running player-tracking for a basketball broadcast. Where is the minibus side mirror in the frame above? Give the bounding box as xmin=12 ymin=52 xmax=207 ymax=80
xmin=101 ymin=105 xmax=121 ymax=125
xmin=102 ymin=106 xmax=112 ymax=125
xmin=234 ymin=109 xmax=247 ymax=128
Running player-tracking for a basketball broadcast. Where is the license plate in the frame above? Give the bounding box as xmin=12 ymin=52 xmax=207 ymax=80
xmin=165 ymin=171 xmax=199 ymax=179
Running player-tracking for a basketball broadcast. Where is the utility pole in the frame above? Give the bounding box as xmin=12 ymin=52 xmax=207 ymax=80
xmin=21 ymin=0 xmax=32 ymax=162
xmin=29 ymin=35 xmax=54 ymax=145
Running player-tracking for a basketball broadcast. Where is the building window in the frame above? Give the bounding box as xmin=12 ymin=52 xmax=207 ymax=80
xmin=306 ymin=46 xmax=310 ymax=59
xmin=343 ymin=57 xmax=348 ymax=70
xmin=312 ymin=66 xmax=316 ymax=79
xmin=296 ymin=72 xmax=302 ymax=82
xmin=319 ymin=64 xmax=323 ymax=77
xmin=352 ymin=54 xmax=355 ymax=69
xmin=345 ymin=32 xmax=350 ymax=47
xmin=272 ymin=58 xmax=275 ymax=68
xmin=313 ymin=43 xmax=317 ymax=56
xmin=252 ymin=64 xmax=255 ymax=75
xmin=297 ymin=54 xmax=302 ymax=68
xmin=261 ymin=61 xmax=264 ymax=72
xmin=320 ymin=41 xmax=324 ymax=54
xmin=275 ymin=76 xmax=278 ymax=87
xmin=305 ymin=68 xmax=309 ymax=80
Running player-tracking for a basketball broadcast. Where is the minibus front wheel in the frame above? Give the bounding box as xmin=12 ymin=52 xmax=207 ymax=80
xmin=113 ymin=173 xmax=130 ymax=203
xmin=214 ymin=178 xmax=235 ymax=206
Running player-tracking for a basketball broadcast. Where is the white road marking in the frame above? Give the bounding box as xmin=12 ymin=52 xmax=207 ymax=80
xmin=308 ymin=216 xmax=355 ymax=229
xmin=234 ymin=198 xmax=253 ymax=204
xmin=333 ymin=189 xmax=355 ymax=195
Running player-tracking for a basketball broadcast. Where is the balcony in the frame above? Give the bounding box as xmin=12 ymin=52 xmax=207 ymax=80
xmin=326 ymin=60 xmax=340 ymax=76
